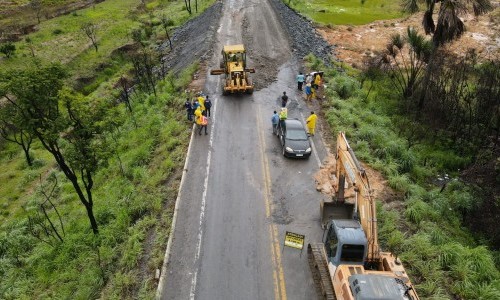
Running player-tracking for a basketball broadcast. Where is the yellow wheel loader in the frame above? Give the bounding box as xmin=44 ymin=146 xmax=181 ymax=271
xmin=210 ymin=44 xmax=255 ymax=95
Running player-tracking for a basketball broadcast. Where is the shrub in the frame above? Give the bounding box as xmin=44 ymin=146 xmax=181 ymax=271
xmin=52 ymin=29 xmax=64 ymax=35
xmin=332 ymin=75 xmax=360 ymax=99
xmin=404 ymin=199 xmax=437 ymax=224
xmin=0 ymin=42 xmax=16 ymax=58
xmin=388 ymin=173 xmax=411 ymax=192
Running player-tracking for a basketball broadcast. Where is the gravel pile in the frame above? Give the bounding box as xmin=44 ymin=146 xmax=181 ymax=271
xmin=158 ymin=1 xmax=223 ymax=73
xmin=269 ymin=0 xmax=334 ymax=65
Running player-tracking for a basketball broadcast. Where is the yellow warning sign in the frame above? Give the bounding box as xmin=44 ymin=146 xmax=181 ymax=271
xmin=284 ymin=231 xmax=305 ymax=250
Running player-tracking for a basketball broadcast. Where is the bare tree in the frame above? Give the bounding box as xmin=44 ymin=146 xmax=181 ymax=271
xmin=27 ymin=174 xmax=65 ymax=245
xmin=184 ymin=0 xmax=192 ymax=14
xmin=160 ymin=14 xmax=173 ymax=51
xmin=25 ymin=37 xmax=36 ymax=58
xmin=81 ymin=22 xmax=98 ymax=52
xmin=30 ymin=0 xmax=43 ymax=24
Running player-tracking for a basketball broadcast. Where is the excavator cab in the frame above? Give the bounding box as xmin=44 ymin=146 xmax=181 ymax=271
xmin=324 ymin=219 xmax=367 ymax=266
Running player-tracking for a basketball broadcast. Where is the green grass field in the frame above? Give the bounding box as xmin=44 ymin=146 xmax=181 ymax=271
xmin=287 ymin=0 xmax=404 ymax=25
xmin=0 ymin=0 xmax=205 ymax=94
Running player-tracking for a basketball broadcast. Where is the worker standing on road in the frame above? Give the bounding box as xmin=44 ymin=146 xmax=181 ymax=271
xmin=296 ymin=72 xmax=305 ymax=91
xmin=278 ymin=107 xmax=287 ymax=132
xmin=184 ymin=98 xmax=193 ymax=121
xmin=194 ymin=105 xmax=202 ymax=126
xmin=198 ymin=92 xmax=206 ymax=112
xmin=305 ymin=73 xmax=312 ymax=85
xmin=314 ymin=73 xmax=322 ymax=98
xmin=271 ymin=110 xmax=279 ymax=135
xmin=198 ymin=111 xmax=209 ymax=135
xmin=306 ymin=111 xmax=317 ymax=136
xmin=305 ymin=83 xmax=312 ymax=101
xmin=204 ymin=96 xmax=212 ymax=117
xmin=281 ymin=91 xmax=288 ymax=107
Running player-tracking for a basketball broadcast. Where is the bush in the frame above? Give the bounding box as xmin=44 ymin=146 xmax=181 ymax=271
xmin=332 ymin=75 xmax=360 ymax=99
xmin=0 ymin=42 xmax=16 ymax=58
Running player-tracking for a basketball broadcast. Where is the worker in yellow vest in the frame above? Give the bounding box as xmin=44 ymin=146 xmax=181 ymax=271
xmin=306 ymin=111 xmax=317 ymax=136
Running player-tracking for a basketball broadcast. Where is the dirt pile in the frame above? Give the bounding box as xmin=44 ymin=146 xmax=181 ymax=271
xmin=158 ymin=1 xmax=223 ymax=75
xmin=314 ymin=154 xmax=399 ymax=204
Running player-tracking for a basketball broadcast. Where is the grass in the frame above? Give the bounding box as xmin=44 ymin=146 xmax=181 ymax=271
xmin=285 ymin=0 xmax=404 ymax=25
xmin=0 ymin=66 xmax=195 ymax=298
xmin=0 ymin=0 xmax=211 ymax=94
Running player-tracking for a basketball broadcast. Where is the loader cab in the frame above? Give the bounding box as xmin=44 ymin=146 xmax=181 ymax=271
xmin=222 ymin=45 xmax=247 ymax=69
xmin=324 ymin=219 xmax=367 ymax=267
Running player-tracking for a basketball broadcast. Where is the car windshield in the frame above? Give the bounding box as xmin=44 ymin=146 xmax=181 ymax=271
xmin=286 ymin=128 xmax=308 ymax=140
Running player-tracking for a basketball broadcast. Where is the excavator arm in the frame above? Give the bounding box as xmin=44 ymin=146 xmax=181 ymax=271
xmin=327 ymin=132 xmax=380 ymax=263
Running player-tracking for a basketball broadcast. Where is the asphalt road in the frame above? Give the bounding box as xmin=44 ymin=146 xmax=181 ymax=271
xmin=159 ymin=0 xmax=332 ymax=299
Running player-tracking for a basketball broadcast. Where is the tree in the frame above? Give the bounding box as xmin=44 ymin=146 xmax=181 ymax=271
xmin=383 ymin=27 xmax=433 ymax=100
xmin=130 ymin=48 xmax=158 ymax=97
xmin=30 ymin=0 xmax=43 ymax=24
xmin=402 ymin=0 xmax=493 ymax=47
xmin=25 ymin=37 xmax=36 ymax=58
xmin=160 ymin=14 xmax=173 ymax=51
xmin=81 ymin=22 xmax=98 ymax=52
xmin=27 ymin=174 xmax=66 ymax=245
xmin=402 ymin=0 xmax=493 ymax=110
xmin=184 ymin=0 xmax=192 ymax=14
xmin=0 ymin=104 xmax=35 ymax=166
xmin=0 ymin=42 xmax=16 ymax=58
xmin=3 ymin=64 xmax=111 ymax=234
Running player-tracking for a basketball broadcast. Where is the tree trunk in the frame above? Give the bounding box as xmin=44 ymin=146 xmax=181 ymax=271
xmin=22 ymin=145 xmax=33 ymax=166
xmin=84 ymin=201 xmax=99 ymax=235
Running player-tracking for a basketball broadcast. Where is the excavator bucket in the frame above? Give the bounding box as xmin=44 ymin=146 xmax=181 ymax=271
xmin=210 ymin=69 xmax=225 ymax=75
xmin=320 ymin=200 xmax=354 ymax=229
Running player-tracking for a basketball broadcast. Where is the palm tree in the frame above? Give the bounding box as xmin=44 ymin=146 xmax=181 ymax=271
xmin=384 ymin=27 xmax=433 ymax=99
xmin=402 ymin=0 xmax=493 ymax=46
xmin=402 ymin=0 xmax=492 ymax=110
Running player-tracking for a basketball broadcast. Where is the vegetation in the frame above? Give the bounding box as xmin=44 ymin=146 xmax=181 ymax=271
xmin=284 ymin=0 xmax=404 ymax=25
xmin=304 ymin=43 xmax=499 ymax=298
xmin=0 ymin=0 xmax=213 ymax=298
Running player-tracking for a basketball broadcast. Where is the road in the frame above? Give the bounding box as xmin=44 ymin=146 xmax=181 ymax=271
xmin=159 ymin=0 xmax=332 ymax=299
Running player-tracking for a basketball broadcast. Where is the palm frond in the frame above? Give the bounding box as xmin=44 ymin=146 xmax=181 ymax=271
xmin=402 ymin=0 xmax=420 ymax=13
xmin=433 ymin=2 xmax=465 ymax=46
xmin=472 ymin=0 xmax=493 ymax=15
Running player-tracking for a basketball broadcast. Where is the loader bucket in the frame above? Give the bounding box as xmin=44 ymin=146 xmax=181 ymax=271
xmin=320 ymin=200 xmax=354 ymax=229
xmin=210 ymin=69 xmax=225 ymax=75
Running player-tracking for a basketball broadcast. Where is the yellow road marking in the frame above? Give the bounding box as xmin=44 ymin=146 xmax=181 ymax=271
xmin=257 ymin=106 xmax=287 ymax=300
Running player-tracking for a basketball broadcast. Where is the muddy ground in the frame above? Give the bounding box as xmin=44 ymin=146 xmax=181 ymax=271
xmin=161 ymin=0 xmax=333 ymax=91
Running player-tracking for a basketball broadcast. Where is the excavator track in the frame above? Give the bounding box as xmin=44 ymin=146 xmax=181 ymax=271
xmin=308 ymin=243 xmax=336 ymax=300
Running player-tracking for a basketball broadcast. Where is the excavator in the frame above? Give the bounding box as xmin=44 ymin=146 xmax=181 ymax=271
xmin=308 ymin=132 xmax=420 ymax=300
xmin=210 ymin=44 xmax=255 ymax=95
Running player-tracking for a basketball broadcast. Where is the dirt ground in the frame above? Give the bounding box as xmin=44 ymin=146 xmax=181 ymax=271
xmin=317 ymin=5 xmax=500 ymax=68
